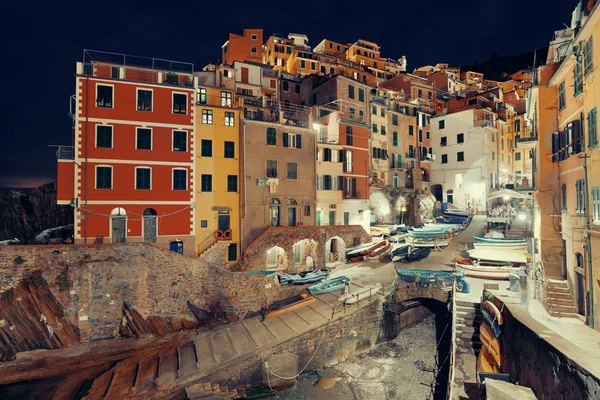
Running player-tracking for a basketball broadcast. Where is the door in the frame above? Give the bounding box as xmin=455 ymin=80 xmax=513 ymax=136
xmin=447 ymin=194 xmax=454 ymax=204
xmin=329 ymin=211 xmax=335 ymax=225
xmin=241 ymin=67 xmax=249 ymax=83
xmin=294 ymin=244 xmax=301 ymax=264
xmin=218 ymin=215 xmax=230 ymax=232
xmin=316 ymin=210 xmax=321 ymax=226
xmin=111 ymin=217 xmax=126 ymax=243
xmin=143 ymin=216 xmax=157 ymax=243
xmin=577 ymin=271 xmax=585 ymax=315
xmin=343 ymin=212 xmax=350 ymax=225
xmin=288 ymin=207 xmax=297 ymax=226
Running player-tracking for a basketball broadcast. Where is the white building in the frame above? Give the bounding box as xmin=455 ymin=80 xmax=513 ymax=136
xmin=430 ymin=108 xmax=500 ymax=212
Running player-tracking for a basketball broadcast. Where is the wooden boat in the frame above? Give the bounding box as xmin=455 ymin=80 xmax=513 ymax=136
xmin=278 ymin=269 xmax=329 ymax=286
xmin=473 ymin=243 xmax=527 ymax=251
xmin=390 ymin=244 xmax=412 ymax=262
xmin=474 ymin=236 xmax=526 ymax=244
xmin=483 ymin=300 xmax=504 ymax=325
xmin=396 ymin=268 xmax=462 ymax=287
xmin=406 ymin=236 xmax=449 ymax=248
xmin=387 ymin=233 xmax=408 ymax=243
xmin=467 ymin=249 xmax=527 ymax=264
xmin=340 ymin=282 xmax=382 ymax=304
xmin=407 ymin=229 xmax=448 ymax=238
xmin=361 ymin=240 xmax=386 ymax=255
xmin=370 ymin=226 xmax=392 ymax=236
xmin=454 ymin=258 xmax=522 ymax=280
xmin=405 ymin=247 xmax=432 ymax=262
xmin=484 ymin=230 xmax=505 ymax=238
xmin=482 ymin=309 xmax=502 ymax=337
xmin=436 ymin=216 xmax=469 ymax=224
xmin=308 ymin=276 xmax=351 ymax=295
xmin=346 ymin=242 xmax=376 ymax=256
xmin=364 ymin=241 xmax=391 ymax=261
xmin=477 ymin=345 xmax=500 ymax=374
xmin=235 ymin=270 xmax=277 ymax=279
xmin=263 ymin=292 xmax=315 ymax=320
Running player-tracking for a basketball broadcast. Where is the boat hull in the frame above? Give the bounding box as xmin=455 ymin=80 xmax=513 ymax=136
xmin=473 ymin=243 xmax=527 ymax=251
xmin=473 ymin=236 xmax=526 ymax=244
xmin=454 ymin=258 xmax=521 ymax=280
xmin=308 ymin=276 xmax=351 ymax=295
xmin=264 ymin=293 xmax=315 ymax=319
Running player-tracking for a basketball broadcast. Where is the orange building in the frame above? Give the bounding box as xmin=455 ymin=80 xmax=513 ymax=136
xmin=56 ymin=50 xmax=196 ymax=255
xmin=222 ymin=29 xmax=263 ymax=65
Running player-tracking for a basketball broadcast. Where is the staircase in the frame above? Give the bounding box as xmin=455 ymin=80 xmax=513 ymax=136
xmin=546 ymin=279 xmax=579 ymax=318
xmin=452 ymin=300 xmax=482 ymax=400
xmin=198 ymin=241 xmax=219 ymax=260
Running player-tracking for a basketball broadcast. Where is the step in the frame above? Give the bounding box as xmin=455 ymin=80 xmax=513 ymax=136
xmin=547 ymin=292 xmax=573 ymax=300
xmin=456 ymin=300 xmax=481 ymax=308
xmin=546 ymin=286 xmax=570 ymax=294
xmin=547 ymin=279 xmax=569 ymax=288
xmin=105 ymin=360 xmax=137 ymax=398
xmin=547 ymin=298 xmax=575 ymax=307
xmin=455 ymin=325 xmax=480 ymax=335
xmin=134 ymin=354 xmax=159 ymax=394
xmin=548 ymin=310 xmax=581 ymax=319
xmin=194 ymin=335 xmax=217 ymax=373
xmin=455 ymin=309 xmax=481 ymax=320
xmin=177 ymin=341 xmax=198 ymax=379
xmin=156 ymin=347 xmax=178 ymax=389
xmin=211 ymin=330 xmax=237 ymax=365
xmin=548 ymin=304 xmax=577 ymax=313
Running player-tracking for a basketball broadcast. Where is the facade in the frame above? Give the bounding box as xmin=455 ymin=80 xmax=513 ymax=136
xmin=56 ymin=51 xmax=197 ymax=255
xmin=222 ymin=29 xmax=263 ymax=65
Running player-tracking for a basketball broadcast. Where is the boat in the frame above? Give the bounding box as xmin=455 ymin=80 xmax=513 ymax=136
xmin=407 ymin=230 xmax=448 ymax=238
xmin=235 ymin=270 xmax=278 ymax=279
xmin=346 ymin=241 xmax=378 ymax=256
xmin=474 ymin=236 xmax=526 ymax=244
xmin=390 ymin=244 xmax=412 ymax=262
xmin=364 ymin=241 xmax=391 ymax=260
xmin=396 ymin=268 xmax=463 ymax=288
xmin=406 ymin=236 xmax=450 ymax=248
xmin=483 ymin=300 xmax=504 ymax=325
xmin=262 ymin=292 xmax=315 ymax=320
xmin=480 ymin=322 xmax=502 ymax=367
xmin=482 ymin=309 xmax=502 ymax=337
xmin=477 ymin=345 xmax=501 ymax=374
xmin=467 ymin=249 xmax=527 ymax=264
xmin=454 ymin=258 xmax=522 ymax=280
xmin=387 ymin=233 xmax=408 ymax=243
xmin=278 ymin=269 xmax=329 ymax=286
xmin=404 ymin=247 xmax=432 ymax=262
xmin=484 ymin=230 xmax=505 ymax=238
xmin=370 ymin=226 xmax=392 ymax=236
xmin=339 ymin=282 xmax=382 ymax=304
xmin=441 ymin=202 xmax=471 ymax=217
xmin=308 ymin=276 xmax=351 ymax=295
xmin=473 ymin=243 xmax=528 ymax=251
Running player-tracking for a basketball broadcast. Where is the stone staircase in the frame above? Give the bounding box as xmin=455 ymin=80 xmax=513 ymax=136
xmin=452 ymin=300 xmax=482 ymax=400
xmin=546 ymin=279 xmax=579 ymax=318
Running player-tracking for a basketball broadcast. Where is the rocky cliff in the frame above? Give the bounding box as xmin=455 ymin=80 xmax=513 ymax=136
xmin=0 ymin=182 xmax=72 ymax=243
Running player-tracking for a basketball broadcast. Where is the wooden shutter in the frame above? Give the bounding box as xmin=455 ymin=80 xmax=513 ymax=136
xmin=283 ymin=132 xmax=289 ymax=147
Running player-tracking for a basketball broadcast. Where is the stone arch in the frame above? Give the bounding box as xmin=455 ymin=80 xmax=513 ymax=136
xmin=430 ymin=184 xmax=443 ymax=201
xmin=266 ymin=246 xmax=286 ymax=270
xmin=369 ymin=192 xmax=392 ymax=223
xmin=324 ymin=236 xmax=346 ymax=264
xmin=394 ymin=196 xmax=408 ymax=225
xmin=292 ymin=238 xmax=318 ymax=270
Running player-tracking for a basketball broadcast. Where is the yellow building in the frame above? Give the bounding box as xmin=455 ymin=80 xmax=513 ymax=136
xmin=194 ymin=67 xmax=242 ymax=263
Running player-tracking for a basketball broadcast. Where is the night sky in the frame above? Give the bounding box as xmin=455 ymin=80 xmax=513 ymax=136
xmin=0 ymin=0 xmax=577 ymax=188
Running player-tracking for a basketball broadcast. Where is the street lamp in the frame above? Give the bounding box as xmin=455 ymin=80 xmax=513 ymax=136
xmin=400 ymin=204 xmax=407 ymax=225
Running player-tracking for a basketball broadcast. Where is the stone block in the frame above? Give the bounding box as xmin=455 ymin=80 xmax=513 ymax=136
xmin=485 ymin=379 xmax=537 ymax=400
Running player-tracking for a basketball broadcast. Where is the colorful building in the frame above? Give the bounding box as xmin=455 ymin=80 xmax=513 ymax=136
xmin=222 ymin=29 xmax=263 ymax=65
xmin=56 ymin=50 xmax=197 ymax=255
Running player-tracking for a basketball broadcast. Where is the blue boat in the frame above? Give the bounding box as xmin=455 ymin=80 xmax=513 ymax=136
xmin=278 ymin=269 xmax=329 ymax=286
xmin=482 ymin=309 xmax=502 ymax=337
xmin=474 ymin=236 xmax=526 ymax=244
xmin=407 ymin=230 xmax=447 ymax=238
xmin=437 ymin=216 xmax=469 ymax=224
xmin=235 ymin=270 xmax=277 ymax=279
xmin=308 ymin=276 xmax=351 ymax=295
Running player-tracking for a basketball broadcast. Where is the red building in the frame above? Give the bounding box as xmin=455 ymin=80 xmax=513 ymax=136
xmin=56 ymin=50 xmax=197 ymax=255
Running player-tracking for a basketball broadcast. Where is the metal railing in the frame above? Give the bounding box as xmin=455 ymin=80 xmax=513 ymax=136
xmin=516 ymin=134 xmax=538 ymax=143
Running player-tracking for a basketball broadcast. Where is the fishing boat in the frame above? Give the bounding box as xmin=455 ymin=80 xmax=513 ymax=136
xmin=387 ymin=233 xmax=408 ymax=243
xmin=484 ymin=230 xmax=505 ymax=238
xmin=396 ymin=268 xmax=462 ymax=288
xmin=404 ymin=246 xmax=432 ymax=262
xmin=262 ymin=292 xmax=315 ymax=320
xmin=483 ymin=300 xmax=504 ymax=325
xmin=390 ymin=243 xmax=412 ymax=262
xmin=467 ymin=249 xmax=527 ymax=264
xmin=482 ymin=309 xmax=502 ymax=337
xmin=308 ymin=276 xmax=351 ymax=295
xmin=480 ymin=322 xmax=502 ymax=367
xmin=473 ymin=236 xmax=526 ymax=244
xmin=454 ymin=258 xmax=523 ymax=280
xmin=339 ymin=282 xmax=382 ymax=304
xmin=370 ymin=226 xmax=392 ymax=236
xmin=364 ymin=241 xmax=392 ymax=261
xmin=278 ymin=269 xmax=329 ymax=286
xmin=473 ymin=242 xmax=528 ymax=251
xmin=477 ymin=345 xmax=501 ymax=374
xmin=436 ymin=216 xmax=469 ymax=224
xmin=407 ymin=229 xmax=448 ymax=238
xmin=406 ymin=236 xmax=449 ymax=248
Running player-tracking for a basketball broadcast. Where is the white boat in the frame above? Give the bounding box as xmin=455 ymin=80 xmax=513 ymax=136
xmin=484 ymin=231 xmax=505 ymax=238
xmin=339 ymin=283 xmax=382 ymax=304
xmin=467 ymin=249 xmax=527 ymax=264
xmin=387 ymin=233 xmax=408 ymax=243
xmin=406 ymin=236 xmax=450 ymax=248
xmin=455 ymin=258 xmax=523 ymax=280
xmin=473 ymin=243 xmax=528 ymax=251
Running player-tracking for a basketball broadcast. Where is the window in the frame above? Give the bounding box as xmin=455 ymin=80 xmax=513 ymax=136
xmin=358 ymin=88 xmax=365 ymax=102
xmin=304 ymin=204 xmax=311 ymax=216
xmin=426 ymin=131 xmax=430 ymax=139
xmin=392 ymin=114 xmax=398 ymax=126
xmin=440 ymin=136 xmax=447 ymax=146
xmin=287 ymin=162 xmax=298 ymax=179
xmin=173 ymin=169 xmax=187 ymax=190
xmin=227 ymin=175 xmax=237 ymax=192
xmin=558 ymin=81 xmax=566 ymax=111
xmin=588 ymin=107 xmax=598 ymax=148
xmin=96 ymin=166 xmax=112 ymax=189
xmin=344 ymin=150 xmax=353 ymax=173
xmin=137 ymin=89 xmax=152 ymax=111
xmin=515 ymin=119 xmax=521 ymax=133
xmin=250 ymin=46 xmax=257 ymax=54
xmin=576 ymin=179 xmax=585 ymax=214
xmin=381 ymin=126 xmax=387 ymax=135
xmin=418 ymin=89 xmax=423 ymax=98
xmin=283 ymin=81 xmax=289 ymax=91
xmin=380 ymin=108 xmax=385 ymax=117
xmin=358 ymin=209 xmax=364 ymax=221
xmin=224 ymin=141 xmax=235 ymax=158
xmin=574 ymin=61 xmax=583 ymax=96
xmin=323 ymin=148 xmax=332 ymax=162
xmin=96 ymin=125 xmax=113 ymax=148
xmin=228 ymin=243 xmax=237 ymax=262
xmin=418 ymin=129 xmax=423 ymax=142
xmin=409 ymin=125 xmax=414 ymax=136
xmin=311 ymin=62 xmax=316 ymax=70
xmin=441 ymin=154 xmax=448 ymax=164
xmin=438 ymin=120 xmax=445 ymax=129
xmin=295 ymin=84 xmax=300 ymax=94
xmin=457 ymin=151 xmax=464 ymax=162
xmin=348 ymin=85 xmax=355 ymax=99
xmin=96 ymin=85 xmax=113 ymax=108
xmin=346 ymin=126 xmax=353 ymax=145
xmin=372 ymin=124 xmax=378 ymax=133
xmin=267 ymin=160 xmax=277 ymax=177
xmin=201 ymin=220 xmax=208 ymax=228
xmin=135 ymin=167 xmax=151 ymax=190
xmin=593 ymin=187 xmax=600 ymax=224
xmin=202 ymin=109 xmax=213 ymax=124
xmin=457 ymin=133 xmax=464 ymax=143
xmin=492 ymin=132 xmax=496 ymax=142
xmin=173 ymin=93 xmax=187 ymax=114
xmin=136 ymin=128 xmax=152 ymax=150
xmin=372 ymin=105 xmax=377 ymax=114
xmin=283 ymin=132 xmax=302 ymax=148
xmin=492 ymin=151 xmax=496 ymax=160
xmin=251 ymin=34 xmax=258 ymax=40
xmin=267 ymin=127 xmax=277 ymax=145
xmin=562 ymin=183 xmax=567 ymax=212
xmin=201 ymin=139 xmax=212 ymax=157
xmin=201 ymin=174 xmax=212 ymax=192
xmin=225 ymin=112 xmax=235 ymax=127
xmin=584 ymin=38 xmax=593 ymax=76
xmin=198 ymin=88 xmax=207 ymax=104
xmin=393 ymin=132 xmax=398 ymax=146
xmin=515 ymin=151 xmax=521 ymax=161
xmin=111 ymin=66 xmax=120 ymax=79
xmin=221 ymin=91 xmax=232 ymax=107
xmin=173 ymin=131 xmax=187 ymax=152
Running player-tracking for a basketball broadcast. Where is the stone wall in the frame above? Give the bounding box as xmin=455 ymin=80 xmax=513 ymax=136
xmin=240 ymin=225 xmax=371 ymax=272
xmin=0 ymin=244 xmax=301 ymax=356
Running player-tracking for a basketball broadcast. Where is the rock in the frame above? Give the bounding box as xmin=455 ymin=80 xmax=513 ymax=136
xmin=262 ymin=352 xmax=298 ymax=389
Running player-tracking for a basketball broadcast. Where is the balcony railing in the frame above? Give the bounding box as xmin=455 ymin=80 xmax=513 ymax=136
xmin=343 ymin=190 xmax=363 ymax=199
xmin=516 ymin=135 xmax=538 ymax=149
xmin=55 ymin=146 xmax=74 ymax=160
xmin=474 ymin=119 xmax=496 ymax=128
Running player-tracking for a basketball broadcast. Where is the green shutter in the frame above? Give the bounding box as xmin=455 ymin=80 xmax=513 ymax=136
xmin=297 ymin=134 xmax=302 ymax=149
xmin=283 ymin=132 xmax=289 ymax=147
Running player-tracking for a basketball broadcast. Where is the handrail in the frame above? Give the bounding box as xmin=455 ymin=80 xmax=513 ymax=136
xmin=196 ymin=231 xmax=217 ymax=257
xmin=447 ymin=281 xmax=457 ymax=399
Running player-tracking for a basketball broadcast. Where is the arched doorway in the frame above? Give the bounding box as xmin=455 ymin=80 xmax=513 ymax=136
xmin=287 ymin=199 xmax=298 ymax=226
xmin=325 ymin=236 xmax=346 ymax=264
xmin=266 ymin=246 xmax=286 ymax=270
xmin=421 ymin=167 xmax=429 ymax=183
xmin=576 ymin=252 xmax=585 ymax=315
xmin=431 ymin=184 xmax=443 ymax=201
xmin=142 ymin=208 xmax=157 ymax=243
xmin=110 ymin=207 xmax=127 ymax=243
xmin=293 ymin=238 xmax=318 ymax=269
xmin=369 ymin=192 xmax=392 ymax=223
xmin=269 ymin=198 xmax=281 ymax=226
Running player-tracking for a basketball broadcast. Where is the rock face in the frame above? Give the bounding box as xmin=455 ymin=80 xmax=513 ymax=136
xmin=0 ymin=182 xmax=72 ymax=243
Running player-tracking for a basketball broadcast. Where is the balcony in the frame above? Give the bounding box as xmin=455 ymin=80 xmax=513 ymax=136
xmin=55 ymin=146 xmax=74 ymax=160
xmin=516 ymin=135 xmax=538 ymax=149
xmin=474 ymin=119 xmax=496 ymax=128
xmin=343 ymin=190 xmax=363 ymax=199
xmin=406 ymin=151 xmax=416 ymax=160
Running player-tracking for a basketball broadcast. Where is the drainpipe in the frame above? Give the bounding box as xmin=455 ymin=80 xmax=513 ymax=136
xmin=241 ymin=120 xmax=247 ymax=252
xmin=583 ymin=150 xmax=594 ymax=328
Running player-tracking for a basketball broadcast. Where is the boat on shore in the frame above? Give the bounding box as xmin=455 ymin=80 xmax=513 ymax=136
xmin=262 ymin=292 xmax=315 ymax=320
xmin=454 ymin=258 xmax=523 ymax=280
xmin=278 ymin=269 xmax=329 ymax=286
xmin=407 ymin=229 xmax=448 ymax=238
xmin=397 ymin=246 xmax=432 ymax=262
xmin=390 ymin=243 xmax=412 ymax=262
xmin=338 ymin=282 xmax=382 ymax=304
xmin=364 ymin=241 xmax=392 ymax=260
xmin=473 ymin=242 xmax=527 ymax=251
xmin=473 ymin=236 xmax=526 ymax=244
xmin=308 ymin=276 xmax=351 ymax=295
xmin=406 ymin=236 xmax=449 ymax=248
xmin=467 ymin=249 xmax=527 ymax=265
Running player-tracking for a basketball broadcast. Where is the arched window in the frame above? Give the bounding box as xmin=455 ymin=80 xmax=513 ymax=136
xmin=576 ymin=252 xmax=584 ymax=268
xmin=143 ymin=208 xmax=157 ymax=216
xmin=287 ymin=199 xmax=297 ymax=205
